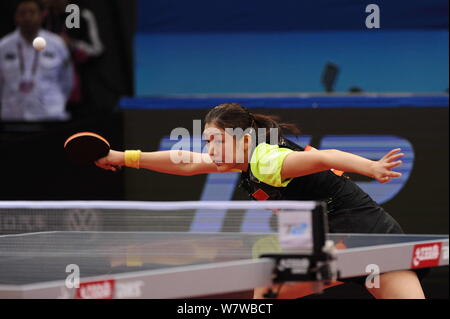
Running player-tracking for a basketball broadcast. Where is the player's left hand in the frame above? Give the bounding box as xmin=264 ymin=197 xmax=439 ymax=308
xmin=371 ymin=148 xmax=404 ymax=184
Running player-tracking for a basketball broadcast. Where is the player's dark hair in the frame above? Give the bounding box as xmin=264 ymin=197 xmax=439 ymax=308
xmin=205 ymin=103 xmax=301 ymax=144
xmin=16 ymin=0 xmax=45 ymax=12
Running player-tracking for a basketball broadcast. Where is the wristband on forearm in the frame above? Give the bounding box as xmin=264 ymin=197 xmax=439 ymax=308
xmin=124 ymin=150 xmax=141 ymax=169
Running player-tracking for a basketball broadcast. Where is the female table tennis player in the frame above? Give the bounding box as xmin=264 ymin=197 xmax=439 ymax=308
xmin=96 ymin=103 xmax=425 ymax=299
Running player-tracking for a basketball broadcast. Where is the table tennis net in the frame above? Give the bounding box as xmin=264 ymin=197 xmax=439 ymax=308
xmin=0 ymin=200 xmax=318 ymax=235
xmin=0 ymin=201 xmax=319 ymax=284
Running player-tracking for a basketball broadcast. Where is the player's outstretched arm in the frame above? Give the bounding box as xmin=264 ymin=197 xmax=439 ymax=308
xmin=96 ymin=150 xmax=221 ymax=175
xmin=281 ymin=148 xmax=404 ymax=184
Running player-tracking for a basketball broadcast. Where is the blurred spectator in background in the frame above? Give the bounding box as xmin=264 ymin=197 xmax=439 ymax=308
xmin=42 ymin=0 xmax=104 ymax=119
xmin=0 ymin=0 xmax=73 ymax=122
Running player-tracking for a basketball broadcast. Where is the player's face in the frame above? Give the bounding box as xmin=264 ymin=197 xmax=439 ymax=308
xmin=204 ymin=124 xmax=248 ymax=171
xmin=16 ymin=2 xmax=43 ymax=34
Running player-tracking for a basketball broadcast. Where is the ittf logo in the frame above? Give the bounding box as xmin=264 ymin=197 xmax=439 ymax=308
xmin=288 ymin=223 xmax=308 ymax=235
xmin=411 ymin=243 xmax=442 ymax=269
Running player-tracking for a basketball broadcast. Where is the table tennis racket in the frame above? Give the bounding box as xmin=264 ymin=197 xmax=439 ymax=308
xmin=64 ymin=132 xmax=110 ymax=165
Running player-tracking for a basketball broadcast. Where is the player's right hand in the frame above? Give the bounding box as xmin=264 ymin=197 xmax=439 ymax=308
xmin=95 ymin=150 xmax=124 ymax=172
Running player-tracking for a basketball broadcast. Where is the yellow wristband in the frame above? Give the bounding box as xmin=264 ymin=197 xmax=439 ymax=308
xmin=124 ymin=150 xmax=141 ymax=169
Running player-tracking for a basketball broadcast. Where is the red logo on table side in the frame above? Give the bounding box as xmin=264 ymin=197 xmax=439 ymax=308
xmin=411 ymin=242 xmax=442 ymax=269
xmin=75 ymin=280 xmax=115 ymax=299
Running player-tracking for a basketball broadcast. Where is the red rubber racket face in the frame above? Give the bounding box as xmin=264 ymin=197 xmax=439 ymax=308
xmin=64 ymin=132 xmax=110 ymax=165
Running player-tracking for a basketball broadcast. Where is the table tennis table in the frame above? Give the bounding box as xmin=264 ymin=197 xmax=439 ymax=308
xmin=0 ymin=231 xmax=448 ymax=299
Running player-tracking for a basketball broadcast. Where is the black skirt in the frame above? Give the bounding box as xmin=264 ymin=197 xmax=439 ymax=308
xmin=327 ymin=205 xmax=429 ymax=286
xmin=327 ymin=204 xmax=403 ymax=234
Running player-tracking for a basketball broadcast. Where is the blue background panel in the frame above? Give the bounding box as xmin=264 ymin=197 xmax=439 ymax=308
xmin=134 ymin=31 xmax=449 ymax=95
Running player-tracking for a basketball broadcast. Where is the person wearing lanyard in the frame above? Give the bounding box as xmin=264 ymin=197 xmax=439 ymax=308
xmin=0 ymin=0 xmax=73 ymax=122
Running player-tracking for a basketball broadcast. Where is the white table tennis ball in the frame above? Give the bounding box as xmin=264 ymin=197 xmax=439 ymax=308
xmin=33 ymin=37 xmax=46 ymax=51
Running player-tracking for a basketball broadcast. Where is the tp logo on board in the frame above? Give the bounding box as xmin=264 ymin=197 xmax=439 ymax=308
xmin=365 ymin=4 xmax=380 ymax=29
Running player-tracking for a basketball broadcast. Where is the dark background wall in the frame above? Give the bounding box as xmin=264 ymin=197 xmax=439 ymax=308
xmin=0 ymin=113 xmax=125 ymax=200
xmin=120 ymin=101 xmax=449 ymax=235
xmin=74 ymin=0 xmax=136 ymax=113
